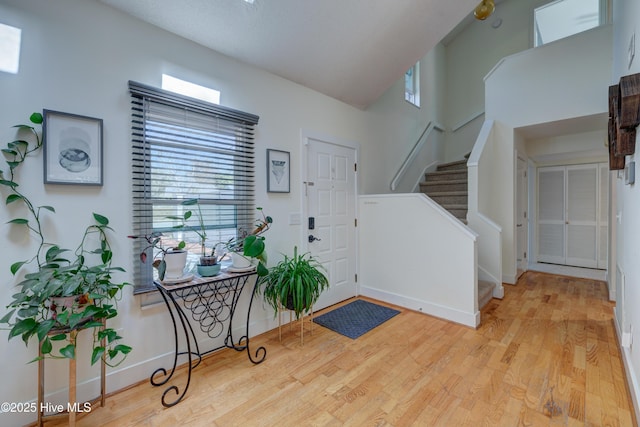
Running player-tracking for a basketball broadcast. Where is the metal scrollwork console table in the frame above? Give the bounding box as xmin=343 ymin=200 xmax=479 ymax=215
xmin=150 ymin=270 xmax=266 ymax=407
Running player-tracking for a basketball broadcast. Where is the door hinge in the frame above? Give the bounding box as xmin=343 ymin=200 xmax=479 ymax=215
xmin=355 ymin=274 xmax=358 ymax=283
xmin=524 ymin=251 xmax=527 ymax=259
xmin=524 ymin=211 xmax=527 ymax=219
xmin=354 ymin=218 xmax=357 ymax=227
xmin=354 ymin=163 xmax=357 ymax=172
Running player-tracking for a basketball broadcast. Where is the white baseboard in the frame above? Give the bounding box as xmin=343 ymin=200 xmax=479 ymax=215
xmin=502 ymin=272 xmax=517 ymax=285
xmin=492 ymin=285 xmax=505 ymax=299
xmin=359 ymin=285 xmax=480 ymax=328
xmin=613 ymin=308 xmax=640 ymax=421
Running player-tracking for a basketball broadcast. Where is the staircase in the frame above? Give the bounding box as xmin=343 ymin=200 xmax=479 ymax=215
xmin=419 ymin=158 xmax=468 ymax=222
xmin=419 ymin=155 xmax=497 ymax=312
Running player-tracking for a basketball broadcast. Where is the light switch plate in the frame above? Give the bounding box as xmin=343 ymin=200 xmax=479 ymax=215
xmin=289 ymin=212 xmax=301 ymax=225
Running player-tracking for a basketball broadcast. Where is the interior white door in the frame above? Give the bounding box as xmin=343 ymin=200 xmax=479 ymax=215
xmin=516 ymin=156 xmax=528 ymax=277
xmin=537 ymin=163 xmax=605 ymax=269
xmin=565 ymin=164 xmax=598 ymax=268
xmin=537 ymin=166 xmax=566 ymax=265
xmin=305 ymin=137 xmax=357 ymax=309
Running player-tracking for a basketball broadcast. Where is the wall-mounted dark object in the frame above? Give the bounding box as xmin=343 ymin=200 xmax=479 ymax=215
xmin=609 ymin=137 xmax=625 ymax=171
xmin=618 ymin=73 xmax=640 ymax=129
xmin=616 ymin=126 xmax=637 ymax=156
xmin=607 ymin=74 xmax=640 ymax=170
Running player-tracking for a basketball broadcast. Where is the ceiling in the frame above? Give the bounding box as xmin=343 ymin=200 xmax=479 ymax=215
xmin=99 ymin=0 xmax=479 ymax=109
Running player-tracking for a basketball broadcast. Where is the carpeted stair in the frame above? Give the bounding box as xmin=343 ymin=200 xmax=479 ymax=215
xmin=419 ymin=157 xmax=468 ymax=222
xmin=478 ymin=280 xmax=495 ymax=309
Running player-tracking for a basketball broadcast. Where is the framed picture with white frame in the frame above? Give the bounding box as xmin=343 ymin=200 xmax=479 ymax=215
xmin=267 ymin=149 xmax=290 ymax=193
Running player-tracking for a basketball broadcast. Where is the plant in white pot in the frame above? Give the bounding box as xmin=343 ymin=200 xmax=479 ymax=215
xmin=167 ymin=198 xmax=225 ymax=277
xmin=225 ymin=207 xmax=272 ymax=276
xmin=0 ymin=113 xmax=131 ymax=366
xmin=127 ymin=231 xmax=187 ymax=281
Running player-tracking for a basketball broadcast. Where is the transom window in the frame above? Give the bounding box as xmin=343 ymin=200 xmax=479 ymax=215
xmin=129 ymin=81 xmax=259 ymax=292
xmin=534 ymin=0 xmax=606 ymax=47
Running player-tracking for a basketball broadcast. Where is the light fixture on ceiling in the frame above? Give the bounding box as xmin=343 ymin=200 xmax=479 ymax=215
xmin=474 ymin=0 xmax=495 ymax=21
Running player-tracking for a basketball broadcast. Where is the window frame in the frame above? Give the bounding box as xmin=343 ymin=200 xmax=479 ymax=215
xmin=533 ymin=0 xmax=609 ymax=48
xmin=404 ymin=62 xmax=421 ymax=108
xmin=129 ymin=80 xmax=259 ymax=294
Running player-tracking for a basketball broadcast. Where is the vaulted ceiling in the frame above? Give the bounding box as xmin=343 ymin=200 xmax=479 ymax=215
xmin=99 ymin=0 xmax=479 ymax=109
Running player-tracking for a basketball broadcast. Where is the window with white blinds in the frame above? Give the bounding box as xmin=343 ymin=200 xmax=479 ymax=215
xmin=129 ymin=81 xmax=259 ymax=293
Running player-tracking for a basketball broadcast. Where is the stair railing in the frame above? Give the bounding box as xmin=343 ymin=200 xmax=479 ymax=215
xmin=390 ymin=120 xmax=445 ymax=191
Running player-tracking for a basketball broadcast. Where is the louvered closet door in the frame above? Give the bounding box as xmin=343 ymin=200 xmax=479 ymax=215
xmin=565 ymin=164 xmax=598 ymax=268
xmin=538 ymin=167 xmax=566 ymax=264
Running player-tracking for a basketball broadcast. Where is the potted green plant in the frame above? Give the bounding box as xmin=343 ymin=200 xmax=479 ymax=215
xmin=167 ymin=198 xmax=224 ymax=277
xmin=225 ymin=207 xmax=272 ymax=277
xmin=0 ymin=113 xmax=131 ymax=366
xmin=256 ymin=246 xmax=329 ymax=319
xmin=127 ymin=231 xmax=187 ymax=281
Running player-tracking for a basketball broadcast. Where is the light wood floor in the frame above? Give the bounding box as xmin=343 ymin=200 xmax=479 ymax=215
xmin=43 ymin=271 xmax=637 ymax=426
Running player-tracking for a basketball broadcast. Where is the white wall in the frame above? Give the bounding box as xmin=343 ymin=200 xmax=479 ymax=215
xmin=611 ymin=0 xmax=640 ymax=416
xmin=358 ymin=194 xmax=479 ymax=327
xmin=443 ymin=0 xmax=559 ymax=162
xmin=481 ymin=25 xmax=612 ymax=284
xmin=526 ymin=130 xmax=608 ymax=166
xmin=365 ymin=44 xmax=446 ymax=194
xmin=0 ymin=0 xmax=435 ymax=424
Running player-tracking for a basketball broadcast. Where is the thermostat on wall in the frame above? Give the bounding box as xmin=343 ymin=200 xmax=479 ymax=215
xmin=625 ymin=161 xmax=635 ymax=185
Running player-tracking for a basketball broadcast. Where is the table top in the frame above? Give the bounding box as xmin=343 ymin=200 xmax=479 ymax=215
xmin=155 ymin=267 xmax=257 ymax=292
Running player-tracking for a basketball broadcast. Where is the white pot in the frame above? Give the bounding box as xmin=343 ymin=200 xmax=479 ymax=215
xmin=163 ymin=251 xmax=187 ymax=279
xmin=231 ymin=252 xmax=252 ymax=269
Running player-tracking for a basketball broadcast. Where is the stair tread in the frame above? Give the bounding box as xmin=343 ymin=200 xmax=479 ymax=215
xmin=426 ymin=170 xmax=467 ymax=176
xmin=478 ymin=280 xmax=495 ymax=308
xmin=420 ymin=179 xmax=468 ymax=185
xmin=440 ymin=204 xmax=468 ymax=209
xmin=438 ymin=159 xmax=467 ymax=167
xmin=424 ymin=191 xmax=468 ymax=196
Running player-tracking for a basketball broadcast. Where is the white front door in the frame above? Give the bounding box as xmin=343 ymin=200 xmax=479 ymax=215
xmin=304 ymin=135 xmax=357 ymax=310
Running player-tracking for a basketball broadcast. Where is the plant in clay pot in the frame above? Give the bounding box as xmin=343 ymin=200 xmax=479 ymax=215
xmin=0 ymin=113 xmax=131 ymax=366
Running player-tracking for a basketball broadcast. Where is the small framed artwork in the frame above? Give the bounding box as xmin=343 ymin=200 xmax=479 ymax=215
xmin=43 ymin=109 xmax=103 ymax=185
xmin=267 ymin=149 xmax=290 ymax=193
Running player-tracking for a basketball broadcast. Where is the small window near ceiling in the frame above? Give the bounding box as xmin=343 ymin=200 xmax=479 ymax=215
xmin=534 ymin=0 xmax=604 ymax=47
xmin=404 ymin=62 xmax=420 ymax=107
xmin=162 ymin=74 xmax=221 ymax=104
xmin=0 ymin=23 xmax=22 ymax=74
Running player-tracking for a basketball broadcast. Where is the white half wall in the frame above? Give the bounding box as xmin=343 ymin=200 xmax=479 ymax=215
xmin=358 ymin=194 xmax=479 ymax=327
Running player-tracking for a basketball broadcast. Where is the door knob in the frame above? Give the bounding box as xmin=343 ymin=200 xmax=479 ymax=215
xmin=308 ymin=235 xmax=321 ymax=243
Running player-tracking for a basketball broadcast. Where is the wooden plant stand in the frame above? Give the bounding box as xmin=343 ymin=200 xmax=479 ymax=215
xmin=278 ymin=305 xmax=314 ymax=345
xmin=37 ymin=319 xmax=106 ymax=427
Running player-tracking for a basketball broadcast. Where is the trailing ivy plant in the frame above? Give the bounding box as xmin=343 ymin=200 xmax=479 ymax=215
xmin=0 ymin=113 xmax=131 ymax=366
